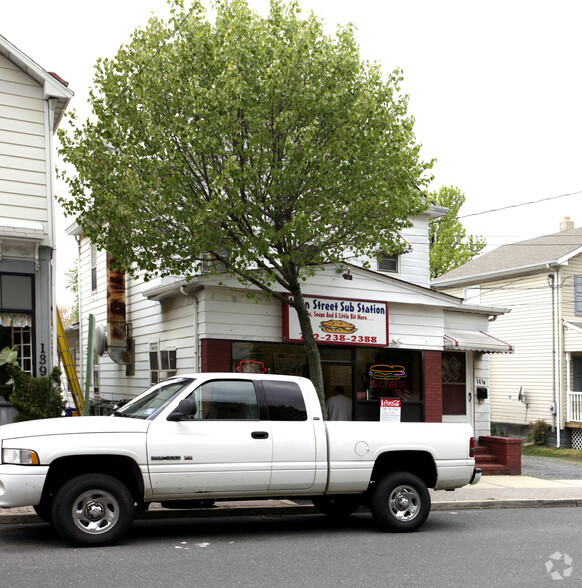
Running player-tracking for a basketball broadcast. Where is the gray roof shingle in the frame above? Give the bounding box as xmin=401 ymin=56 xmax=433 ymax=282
xmin=432 ymin=227 xmax=582 ymax=286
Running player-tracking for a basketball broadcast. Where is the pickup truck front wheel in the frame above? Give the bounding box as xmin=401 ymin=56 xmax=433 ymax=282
xmin=370 ymin=472 xmax=431 ymax=533
xmin=51 ymin=474 xmax=134 ymax=547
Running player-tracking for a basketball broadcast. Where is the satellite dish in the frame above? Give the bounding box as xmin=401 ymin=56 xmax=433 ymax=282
xmin=94 ymin=324 xmax=107 ymax=356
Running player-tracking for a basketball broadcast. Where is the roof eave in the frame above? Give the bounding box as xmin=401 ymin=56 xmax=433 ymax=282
xmin=0 ymin=34 xmax=74 ymax=132
xmin=432 ymin=260 xmax=563 ymax=288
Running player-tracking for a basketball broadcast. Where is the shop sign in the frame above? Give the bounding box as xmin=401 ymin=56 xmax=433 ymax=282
xmin=380 ymin=398 xmax=401 ymax=422
xmin=282 ymin=295 xmax=388 ymax=347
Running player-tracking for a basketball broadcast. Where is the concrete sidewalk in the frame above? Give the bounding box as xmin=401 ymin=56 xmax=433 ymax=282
xmin=2 ymin=475 xmax=582 ymax=525
xmin=429 ymin=475 xmax=582 ymax=510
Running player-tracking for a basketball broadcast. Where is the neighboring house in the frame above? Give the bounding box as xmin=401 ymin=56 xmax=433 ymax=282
xmin=68 ymin=205 xmax=512 ymax=437
xmin=0 ymin=35 xmax=73 ymax=404
xmin=433 ymin=217 xmax=582 ymax=448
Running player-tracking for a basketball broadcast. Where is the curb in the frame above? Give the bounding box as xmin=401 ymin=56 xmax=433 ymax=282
xmin=2 ymin=498 xmax=582 ymax=525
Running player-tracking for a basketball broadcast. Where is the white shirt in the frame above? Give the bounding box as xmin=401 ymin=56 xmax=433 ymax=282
xmin=326 ymin=394 xmax=352 ymax=420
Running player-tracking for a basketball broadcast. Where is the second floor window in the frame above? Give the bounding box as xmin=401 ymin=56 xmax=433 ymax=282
xmin=377 ymin=252 xmax=398 ymax=273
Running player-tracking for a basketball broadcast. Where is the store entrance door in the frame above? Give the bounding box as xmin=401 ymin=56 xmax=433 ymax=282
xmin=442 ymin=351 xmax=474 ymax=428
xmin=322 ymin=363 xmax=354 ymax=419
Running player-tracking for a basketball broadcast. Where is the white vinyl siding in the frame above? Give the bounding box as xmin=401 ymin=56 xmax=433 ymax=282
xmin=0 ymin=53 xmax=49 ymax=236
xmin=460 ymin=273 xmax=553 ymax=425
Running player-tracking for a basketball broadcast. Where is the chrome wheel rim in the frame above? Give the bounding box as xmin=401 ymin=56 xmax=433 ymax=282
xmin=388 ymin=484 xmax=420 ymax=521
xmin=72 ymin=490 xmax=120 ymax=535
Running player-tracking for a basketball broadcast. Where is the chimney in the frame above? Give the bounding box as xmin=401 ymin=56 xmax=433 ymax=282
xmin=560 ymin=217 xmax=574 ymax=231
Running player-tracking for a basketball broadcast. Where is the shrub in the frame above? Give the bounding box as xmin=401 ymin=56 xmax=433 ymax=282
xmin=0 ymin=345 xmax=19 ymax=401
xmin=528 ymin=419 xmax=552 ymax=446
xmin=7 ymin=365 xmax=66 ymax=422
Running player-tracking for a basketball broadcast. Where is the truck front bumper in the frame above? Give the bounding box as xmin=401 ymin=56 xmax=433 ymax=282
xmin=470 ymin=467 xmax=482 ymax=485
xmin=0 ymin=465 xmax=48 ymax=508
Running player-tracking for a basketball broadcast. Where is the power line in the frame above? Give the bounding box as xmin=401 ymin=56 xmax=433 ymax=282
xmin=458 ymin=189 xmax=582 ymax=220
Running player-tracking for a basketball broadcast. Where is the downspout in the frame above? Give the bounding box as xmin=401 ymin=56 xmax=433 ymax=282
xmin=566 ymin=351 xmax=572 ymax=422
xmin=180 ymin=286 xmax=200 ymax=372
xmin=76 ymin=235 xmax=84 ymax=392
xmin=47 ymin=97 xmax=58 ymax=372
xmin=553 ymin=269 xmax=562 ymax=447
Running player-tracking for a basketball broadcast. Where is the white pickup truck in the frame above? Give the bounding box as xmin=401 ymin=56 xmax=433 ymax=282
xmin=0 ymin=373 xmax=480 ymax=546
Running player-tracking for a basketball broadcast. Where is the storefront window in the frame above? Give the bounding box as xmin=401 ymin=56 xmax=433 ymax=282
xmin=1 ymin=275 xmax=33 ymax=310
xmin=232 ymin=342 xmax=308 ymax=377
xmin=0 ymin=274 xmax=34 ymax=375
xmin=231 ymin=341 xmax=424 ymax=422
xmin=355 ymin=348 xmax=422 ymax=402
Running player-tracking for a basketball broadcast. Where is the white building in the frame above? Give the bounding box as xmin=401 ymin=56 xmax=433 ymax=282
xmin=433 ymin=217 xmax=582 ymax=448
xmin=0 ymin=34 xmax=73 ymax=423
xmin=69 ymin=205 xmax=512 ymax=439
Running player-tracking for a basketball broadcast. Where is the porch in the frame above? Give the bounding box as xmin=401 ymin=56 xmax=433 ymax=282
xmin=566 ymin=390 xmax=582 ymax=423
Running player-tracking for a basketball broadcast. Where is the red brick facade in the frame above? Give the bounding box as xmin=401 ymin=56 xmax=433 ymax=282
xmin=423 ymin=350 xmax=443 ymax=422
xmin=201 ymin=339 xmax=231 ymax=372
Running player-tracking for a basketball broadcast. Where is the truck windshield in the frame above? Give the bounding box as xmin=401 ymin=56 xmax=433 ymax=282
xmin=114 ymin=378 xmax=195 ymax=419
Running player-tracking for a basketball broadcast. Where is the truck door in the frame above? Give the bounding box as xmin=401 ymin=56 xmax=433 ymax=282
xmin=262 ymin=379 xmax=320 ymax=491
xmin=146 ymin=379 xmax=272 ymax=497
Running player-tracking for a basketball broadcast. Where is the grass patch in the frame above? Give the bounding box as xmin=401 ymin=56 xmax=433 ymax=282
xmin=522 ymin=444 xmax=582 ymax=463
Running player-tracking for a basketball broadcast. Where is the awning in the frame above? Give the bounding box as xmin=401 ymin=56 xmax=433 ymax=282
xmin=444 ymin=329 xmax=513 ymax=354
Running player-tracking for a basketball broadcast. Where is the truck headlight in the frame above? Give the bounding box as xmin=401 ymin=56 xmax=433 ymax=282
xmin=2 ymin=448 xmax=40 ymax=465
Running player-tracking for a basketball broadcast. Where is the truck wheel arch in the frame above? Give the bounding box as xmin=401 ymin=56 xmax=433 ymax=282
xmin=370 ymin=451 xmax=437 ymax=489
xmin=40 ymin=455 xmax=144 ymax=507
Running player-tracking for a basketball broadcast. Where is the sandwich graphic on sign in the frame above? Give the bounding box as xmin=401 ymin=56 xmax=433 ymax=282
xmin=319 ymin=319 xmax=357 ymax=334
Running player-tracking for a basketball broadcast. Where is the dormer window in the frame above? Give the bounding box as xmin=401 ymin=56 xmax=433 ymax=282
xmin=378 ymin=252 xmax=399 ymax=273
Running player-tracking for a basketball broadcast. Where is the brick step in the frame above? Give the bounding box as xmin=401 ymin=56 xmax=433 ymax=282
xmin=475 ymin=454 xmax=499 ymax=464
xmin=478 ymin=462 xmax=511 ymax=476
xmin=474 ymin=445 xmax=492 ymax=455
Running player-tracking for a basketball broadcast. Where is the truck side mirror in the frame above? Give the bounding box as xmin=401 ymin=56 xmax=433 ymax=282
xmin=167 ymin=398 xmax=197 ymax=421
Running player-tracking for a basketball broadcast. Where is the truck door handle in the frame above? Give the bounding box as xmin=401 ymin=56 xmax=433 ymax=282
xmin=251 ymin=431 xmax=269 ymax=439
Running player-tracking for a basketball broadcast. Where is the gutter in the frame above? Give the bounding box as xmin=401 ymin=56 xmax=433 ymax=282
xmin=432 ymin=260 xmax=565 ymax=289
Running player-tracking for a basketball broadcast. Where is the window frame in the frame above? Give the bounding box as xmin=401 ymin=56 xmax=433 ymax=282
xmin=377 ymin=252 xmax=399 ymax=273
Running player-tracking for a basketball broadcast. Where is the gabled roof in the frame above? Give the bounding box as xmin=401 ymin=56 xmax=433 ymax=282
xmin=0 ymin=34 xmax=74 ymax=132
xmin=432 ymin=227 xmax=582 ymax=287
xmin=142 ymin=262 xmax=509 ymax=317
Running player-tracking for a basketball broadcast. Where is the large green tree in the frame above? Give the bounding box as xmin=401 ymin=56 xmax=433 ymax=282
xmin=429 ymin=186 xmax=486 ymax=280
xmin=58 ymin=0 xmax=432 ymax=414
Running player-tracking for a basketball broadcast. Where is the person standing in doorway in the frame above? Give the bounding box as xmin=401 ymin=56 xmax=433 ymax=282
xmin=326 ymin=385 xmax=352 ymax=420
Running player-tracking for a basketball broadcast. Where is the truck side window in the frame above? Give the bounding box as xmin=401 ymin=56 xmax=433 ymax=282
xmin=263 ymin=381 xmax=307 ymax=421
xmin=195 ymin=380 xmax=259 ymax=420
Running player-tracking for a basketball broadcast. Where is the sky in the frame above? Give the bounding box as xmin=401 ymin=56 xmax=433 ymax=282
xmin=3 ymin=0 xmax=582 ymax=304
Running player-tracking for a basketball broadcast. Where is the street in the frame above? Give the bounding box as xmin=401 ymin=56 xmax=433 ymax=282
xmin=1 ymin=508 xmax=580 ymax=587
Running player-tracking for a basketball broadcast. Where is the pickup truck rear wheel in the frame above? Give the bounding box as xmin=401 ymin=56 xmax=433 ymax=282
xmin=312 ymin=495 xmax=361 ymax=518
xmin=51 ymin=474 xmax=134 ymax=547
xmin=370 ymin=472 xmax=430 ymax=533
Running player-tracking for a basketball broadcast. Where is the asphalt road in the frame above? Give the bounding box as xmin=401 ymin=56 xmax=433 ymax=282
xmin=1 ymin=508 xmax=581 ymax=587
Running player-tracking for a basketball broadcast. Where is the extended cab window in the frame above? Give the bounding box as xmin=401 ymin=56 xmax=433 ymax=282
xmin=263 ymin=380 xmax=307 ymax=421
xmin=193 ymin=380 xmax=259 ymax=420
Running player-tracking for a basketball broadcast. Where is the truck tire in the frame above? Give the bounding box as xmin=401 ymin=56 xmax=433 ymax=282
xmin=33 ymin=501 xmax=53 ymax=523
xmin=312 ymin=495 xmax=361 ymax=518
xmin=51 ymin=474 xmax=134 ymax=547
xmin=370 ymin=472 xmax=431 ymax=532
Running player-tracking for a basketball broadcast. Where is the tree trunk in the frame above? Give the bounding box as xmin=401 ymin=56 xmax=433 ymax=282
xmin=290 ymin=289 xmax=328 ymax=420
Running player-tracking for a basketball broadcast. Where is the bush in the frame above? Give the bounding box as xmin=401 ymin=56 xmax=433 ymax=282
xmin=7 ymin=365 xmax=66 ymax=422
xmin=528 ymin=419 xmax=552 ymax=446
